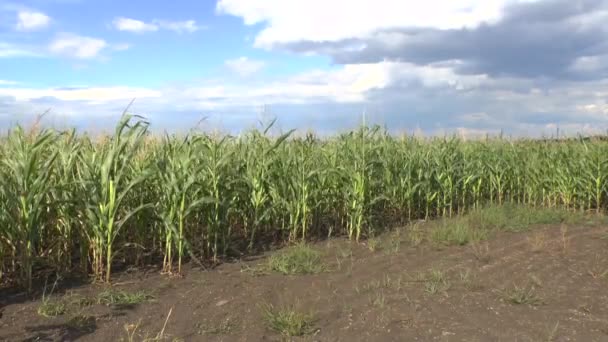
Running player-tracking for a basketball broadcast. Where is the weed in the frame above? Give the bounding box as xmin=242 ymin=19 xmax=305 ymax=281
xmin=424 ymin=269 xmax=451 ymax=295
xmin=267 ymin=244 xmax=325 ymax=275
xmin=560 ymin=225 xmax=570 ymax=253
xmin=370 ymin=291 xmax=386 ymax=309
xmin=458 ymin=268 xmax=483 ymax=291
xmin=38 ymin=299 xmax=66 ymax=318
xmin=335 ymin=247 xmax=354 ymax=273
xmin=407 ymin=223 xmax=425 ymax=246
xmin=366 ymin=237 xmax=380 ymax=252
xmin=529 ymin=274 xmax=543 ymax=288
xmin=470 ymin=241 xmax=491 ymax=263
xmin=67 ymin=314 xmax=96 ymax=331
xmin=588 ymin=267 xmax=608 ymax=279
xmin=68 ymin=294 xmax=96 ymax=307
xmin=362 ymin=279 xmax=382 ymax=292
xmin=97 ymin=289 xmax=153 ymax=306
xmin=123 ymin=320 xmax=142 ymax=342
xmin=240 ymin=264 xmax=268 ymax=276
xmin=467 ymin=204 xmax=585 ymax=233
xmin=37 ymin=277 xmax=66 ymax=318
xmin=198 ymin=316 xmax=237 ymax=335
xmin=122 ymin=307 xmax=174 ymax=342
xmin=430 ymin=220 xmax=487 ymax=246
xmin=260 ymin=303 xmax=315 ymax=337
xmin=544 ymin=322 xmax=560 ymax=342
xmin=384 ymin=231 xmax=402 ymax=254
xmin=527 ymin=232 xmax=548 ymax=253
xmin=501 ymin=284 xmax=543 ymax=306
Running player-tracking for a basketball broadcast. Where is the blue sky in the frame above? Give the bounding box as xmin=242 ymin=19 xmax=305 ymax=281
xmin=1 ymin=0 xmax=608 ymax=136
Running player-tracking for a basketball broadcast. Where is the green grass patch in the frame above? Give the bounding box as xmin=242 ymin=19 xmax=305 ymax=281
xmin=267 ymin=244 xmax=326 ymax=275
xmin=501 ymin=284 xmax=544 ymax=306
xmin=467 ymin=204 xmax=583 ymax=232
xmin=430 ymin=219 xmax=488 ymax=246
xmin=66 ymin=314 xmax=96 ymax=330
xmin=97 ymin=289 xmax=153 ymax=306
xmin=424 ymin=269 xmax=451 ymax=295
xmin=67 ymin=294 xmax=96 ymax=307
xmin=37 ymin=299 xmax=66 ymax=317
xmin=261 ymin=303 xmax=315 ymax=337
xmin=422 ymin=204 xmax=600 ymax=247
xmin=37 ymin=278 xmax=66 ymax=318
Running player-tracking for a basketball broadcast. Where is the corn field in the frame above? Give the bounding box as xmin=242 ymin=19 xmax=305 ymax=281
xmin=1 ymin=115 xmax=607 ymax=289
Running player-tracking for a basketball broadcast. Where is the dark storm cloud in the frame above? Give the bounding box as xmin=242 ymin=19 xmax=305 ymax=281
xmin=280 ymin=0 xmax=608 ymax=80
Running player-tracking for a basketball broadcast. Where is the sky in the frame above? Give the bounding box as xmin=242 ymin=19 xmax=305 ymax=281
xmin=1 ymin=0 xmax=608 ymax=136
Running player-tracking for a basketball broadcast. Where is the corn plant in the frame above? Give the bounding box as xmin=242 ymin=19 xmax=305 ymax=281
xmin=1 ymin=115 xmax=608 ymax=288
xmin=0 ymin=126 xmax=59 ymax=290
xmin=200 ymin=135 xmax=239 ymax=260
xmin=154 ymin=134 xmax=219 ymax=272
xmin=48 ymin=129 xmax=82 ymax=273
xmin=77 ymin=115 xmax=151 ymax=282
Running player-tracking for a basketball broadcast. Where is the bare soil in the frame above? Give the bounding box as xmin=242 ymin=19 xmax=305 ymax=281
xmin=2 ymin=222 xmax=608 ymax=341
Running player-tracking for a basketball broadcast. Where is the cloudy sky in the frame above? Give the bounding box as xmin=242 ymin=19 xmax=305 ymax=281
xmin=1 ymin=0 xmax=607 ymax=136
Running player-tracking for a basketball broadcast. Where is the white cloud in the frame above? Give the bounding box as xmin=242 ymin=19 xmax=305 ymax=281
xmin=569 ymin=55 xmax=608 ymax=73
xmin=0 ymin=42 xmax=39 ymax=58
xmin=112 ymin=43 xmax=131 ymax=51
xmin=180 ymin=61 xmax=483 ymax=105
xmin=224 ymin=57 xmax=266 ymax=76
xmin=0 ymin=63 xmax=425 ymax=110
xmin=112 ymin=17 xmax=158 ymax=33
xmin=578 ymin=103 xmax=608 ymax=115
xmin=112 ymin=17 xmax=201 ymax=33
xmin=0 ymin=86 xmax=161 ymax=103
xmin=0 ymin=80 xmax=18 ymax=86
xmin=16 ymin=10 xmax=51 ymax=31
xmin=2 ymin=60 xmax=607 ymax=136
xmin=217 ymin=0 xmax=536 ymax=47
xmin=156 ymin=20 xmax=200 ymax=33
xmin=48 ymin=33 xmax=108 ymax=59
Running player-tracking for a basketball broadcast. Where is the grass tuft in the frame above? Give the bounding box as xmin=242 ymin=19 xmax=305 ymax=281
xmin=467 ymin=204 xmax=575 ymax=232
xmin=97 ymin=289 xmax=153 ymax=306
xmin=501 ymin=284 xmax=543 ymax=306
xmin=37 ymin=299 xmax=66 ymax=318
xmin=198 ymin=316 xmax=238 ymax=335
xmin=37 ymin=277 xmax=66 ymax=318
xmin=261 ymin=303 xmax=315 ymax=337
xmin=67 ymin=314 xmax=96 ymax=331
xmin=267 ymin=244 xmax=326 ymax=275
xmin=424 ymin=269 xmax=451 ymax=295
xmin=429 ymin=219 xmax=488 ymax=246
xmin=417 ymin=204 xmax=596 ymax=248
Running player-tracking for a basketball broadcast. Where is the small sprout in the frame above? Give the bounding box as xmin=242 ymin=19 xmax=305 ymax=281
xmin=67 ymin=314 xmax=96 ymax=331
xmin=424 ymin=269 xmax=451 ymax=295
xmin=544 ymin=322 xmax=560 ymax=342
xmin=407 ymin=224 xmax=425 ymax=246
xmin=560 ymin=225 xmax=570 ymax=253
xmin=367 ymin=237 xmax=380 ymax=252
xmin=369 ymin=291 xmax=386 ymax=309
xmin=470 ymin=241 xmax=491 ymax=263
xmin=198 ymin=316 xmax=237 ymax=335
xmin=459 ymin=269 xmax=484 ymax=292
xmin=527 ymin=232 xmax=548 ymax=253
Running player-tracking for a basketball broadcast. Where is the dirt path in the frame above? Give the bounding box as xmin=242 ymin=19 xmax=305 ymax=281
xmin=1 ymin=223 xmax=608 ymax=341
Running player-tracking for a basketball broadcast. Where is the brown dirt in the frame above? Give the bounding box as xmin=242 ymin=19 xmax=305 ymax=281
xmin=1 ymin=223 xmax=608 ymax=342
